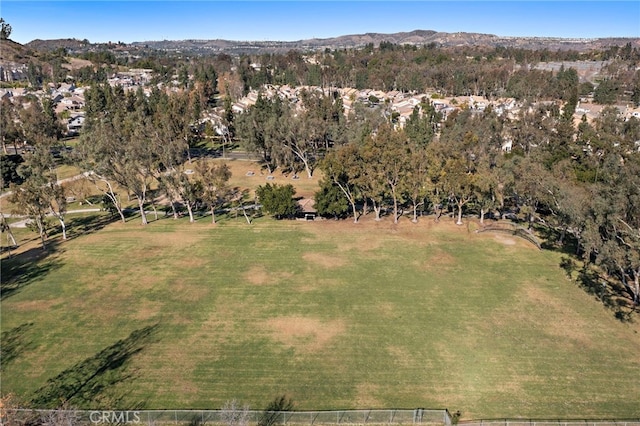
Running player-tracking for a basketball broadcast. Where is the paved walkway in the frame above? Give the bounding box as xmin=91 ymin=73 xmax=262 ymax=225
xmin=5 ymin=208 xmax=102 ymax=228
xmin=0 ymin=172 xmax=92 ymax=199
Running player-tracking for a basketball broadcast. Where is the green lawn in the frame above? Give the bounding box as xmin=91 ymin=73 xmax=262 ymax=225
xmin=1 ymin=215 xmax=639 ymax=419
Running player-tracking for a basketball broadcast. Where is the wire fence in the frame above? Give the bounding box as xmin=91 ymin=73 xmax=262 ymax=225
xmin=7 ymin=410 xmax=640 ymax=426
xmin=5 ymin=408 xmax=452 ymax=426
xmin=457 ymin=420 xmax=640 ymax=426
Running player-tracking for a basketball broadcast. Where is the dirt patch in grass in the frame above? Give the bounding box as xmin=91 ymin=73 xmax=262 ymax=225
xmin=489 ymin=283 xmax=596 ymax=349
xmin=414 ymin=249 xmax=456 ymax=271
xmin=131 ymin=300 xmax=164 ymax=321
xmin=376 ymin=302 xmax=397 ymax=318
xmin=83 ymin=228 xmax=205 ymax=251
xmin=10 ymin=298 xmax=63 ymax=312
xmin=244 ymin=265 xmax=293 ymax=286
xmin=245 ymin=265 xmax=270 ymax=285
xmin=295 ymin=277 xmax=342 ymax=293
xmin=354 ymin=382 xmax=383 ymax=408
xmin=264 ymin=316 xmax=346 ymax=353
xmin=171 ymin=279 xmax=210 ymax=303
xmin=302 ymin=252 xmax=347 ymax=268
xmin=174 ymin=256 xmax=208 ymax=269
xmin=494 ymin=235 xmax=517 ymax=246
xmin=303 ymin=221 xmax=383 ymax=253
xmin=387 ymin=345 xmax=413 ymax=368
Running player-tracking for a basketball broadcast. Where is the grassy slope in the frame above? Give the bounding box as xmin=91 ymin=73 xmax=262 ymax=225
xmin=1 ymin=214 xmax=639 ymax=419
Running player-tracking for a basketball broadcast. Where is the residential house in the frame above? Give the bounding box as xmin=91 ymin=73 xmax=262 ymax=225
xmin=67 ymin=114 xmax=85 ymax=135
xmin=501 ymin=139 xmax=513 ymax=153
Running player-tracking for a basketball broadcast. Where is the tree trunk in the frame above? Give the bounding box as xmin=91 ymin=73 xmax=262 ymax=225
xmin=171 ymin=202 xmax=178 ymax=219
xmin=351 ymin=201 xmax=359 ymax=223
xmin=116 ymin=205 xmax=126 ymax=223
xmin=480 ymin=207 xmax=485 ymax=225
xmin=241 ymin=206 xmax=252 ymax=225
xmin=412 ymin=202 xmax=418 ymax=223
xmin=35 ymin=216 xmax=47 ymax=249
xmin=211 ymin=206 xmax=216 ymax=224
xmin=372 ymin=200 xmax=382 ymax=221
xmin=633 ymin=269 xmax=640 ymax=305
xmin=391 ymin=190 xmax=399 ymax=224
xmin=58 ymin=217 xmax=67 ymax=240
xmin=434 ymin=204 xmax=443 ymax=222
xmin=335 ymin=181 xmax=358 ymax=223
xmin=186 ymin=203 xmax=195 ymax=223
xmin=98 ymin=178 xmax=126 ymax=223
xmin=456 ymin=201 xmax=464 ymax=225
xmin=559 ymin=225 xmax=567 ymax=244
xmin=137 ymin=198 xmax=148 ymax=225
xmin=1 ymin=213 xmax=17 ymax=247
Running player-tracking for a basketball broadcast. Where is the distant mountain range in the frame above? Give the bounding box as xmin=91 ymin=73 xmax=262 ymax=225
xmin=22 ymin=29 xmax=640 ymax=56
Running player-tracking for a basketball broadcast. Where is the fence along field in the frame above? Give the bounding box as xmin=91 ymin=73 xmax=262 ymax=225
xmin=7 ymin=408 xmax=451 ymax=425
xmin=7 ymin=409 xmax=640 ymax=426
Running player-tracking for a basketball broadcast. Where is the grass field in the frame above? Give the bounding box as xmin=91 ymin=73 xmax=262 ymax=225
xmin=2 ymin=159 xmax=639 ymax=419
xmin=2 ymin=212 xmax=639 ymax=419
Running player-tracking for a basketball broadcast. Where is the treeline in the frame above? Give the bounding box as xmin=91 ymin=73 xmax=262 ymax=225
xmin=55 ymin=42 xmax=640 ymax=106
xmin=234 ymin=43 xmax=640 ymax=104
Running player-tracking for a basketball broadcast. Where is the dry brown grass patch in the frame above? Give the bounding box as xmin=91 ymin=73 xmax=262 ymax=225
xmin=354 ymin=382 xmax=383 ymax=408
xmin=243 ymin=265 xmax=292 ymax=286
xmin=414 ymin=249 xmax=456 ymax=271
xmin=376 ymin=301 xmax=396 ymax=318
xmin=264 ymin=316 xmax=346 ymax=353
xmin=302 ymin=252 xmax=347 ymax=268
xmin=494 ymin=235 xmax=517 ymax=246
xmin=500 ymin=284 xmax=595 ymax=347
xmin=131 ymin=300 xmax=163 ymax=321
xmin=171 ymin=279 xmax=210 ymax=302
xmin=10 ymin=298 xmax=63 ymax=312
xmin=245 ymin=265 xmax=270 ymax=285
xmin=387 ymin=345 xmax=413 ymax=367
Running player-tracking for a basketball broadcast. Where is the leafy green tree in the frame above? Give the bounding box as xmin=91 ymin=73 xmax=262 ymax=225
xmin=236 ymin=94 xmax=281 ymax=173
xmin=256 ymin=183 xmax=298 ymax=219
xmin=403 ymin=146 xmax=432 ymax=223
xmin=594 ymin=79 xmax=620 ymax=104
xmin=74 ymin=120 xmax=127 ymax=224
xmin=1 ymin=155 xmax=24 ymax=188
xmin=320 ymin=143 xmax=363 ymax=223
xmin=197 ymin=161 xmax=232 ymax=224
xmin=9 ymin=141 xmax=67 ymax=247
xmin=0 ymin=18 xmax=12 ymax=40
xmin=364 ymin=123 xmax=410 ymax=224
xmin=19 ymin=97 xmax=63 ymax=145
xmin=0 ymin=98 xmax=22 ymax=154
xmin=314 ymin=179 xmax=349 ymax=219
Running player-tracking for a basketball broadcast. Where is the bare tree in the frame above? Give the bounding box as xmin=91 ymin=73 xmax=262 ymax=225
xmin=221 ymin=399 xmax=251 ymax=426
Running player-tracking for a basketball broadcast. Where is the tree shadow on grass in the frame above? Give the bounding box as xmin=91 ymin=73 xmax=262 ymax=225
xmin=536 ymin=224 xmax=580 ymax=255
xmin=560 ymin=256 xmax=637 ymax=322
xmin=65 ymin=213 xmax=121 ymax=240
xmin=2 ymin=213 xmax=123 ymax=300
xmin=30 ymin=324 xmax=160 ymax=409
xmin=0 ymin=322 xmax=35 ymax=369
xmin=0 ymin=240 xmax=64 ymax=300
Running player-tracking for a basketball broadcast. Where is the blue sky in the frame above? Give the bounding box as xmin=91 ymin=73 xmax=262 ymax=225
xmin=2 ymin=1 xmax=639 ymax=45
